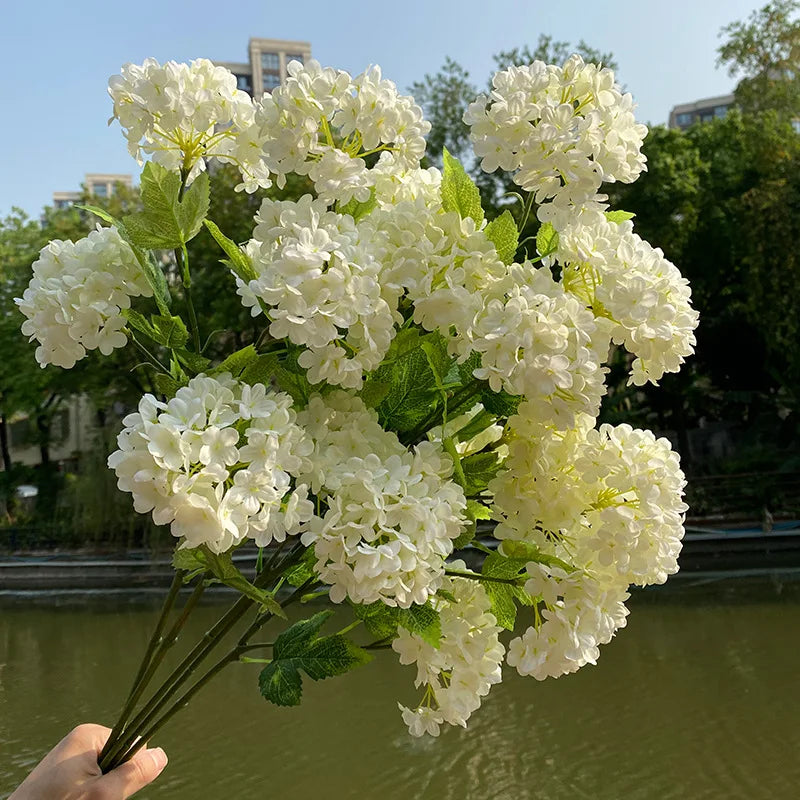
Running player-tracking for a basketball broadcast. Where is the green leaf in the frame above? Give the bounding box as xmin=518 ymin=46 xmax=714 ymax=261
xmin=481 ymin=550 xmax=533 ymax=631
xmin=451 ymin=524 xmax=477 ymax=550
xmin=441 ymin=148 xmax=484 ymax=226
xmin=213 ymin=345 xmax=259 ymax=378
xmin=457 ymin=351 xmax=482 ymax=384
xmin=123 ymin=310 xmax=189 ymax=349
xmin=484 ymin=210 xmax=519 ymax=264
xmin=195 ymin=547 xmax=286 ymax=618
xmin=535 ymin=222 xmax=559 ymax=258
xmin=175 ymin=348 xmax=212 ymax=374
xmin=258 ymin=611 xmax=372 ymax=706
xmin=240 ymin=353 xmax=278 ymax=387
xmin=480 ymin=388 xmax=521 ymax=417
xmin=153 ymin=373 xmax=184 ymax=399
xmin=123 ymin=163 xmax=209 ymax=250
xmin=171 ymin=547 xmax=207 ymax=581
xmin=375 ymin=347 xmax=440 ymax=433
xmin=359 ymin=380 xmax=391 ymax=409
xmin=150 ymin=315 xmax=189 ymax=349
xmin=338 ymin=188 xmax=377 ymax=221
xmin=500 ymin=540 xmax=576 ymax=574
xmin=284 ymin=548 xmax=318 ymax=588
xmin=461 ymin=450 xmax=502 ymax=496
xmin=351 ymin=601 xmax=400 ymax=641
xmin=455 ymin=409 xmax=496 ymax=443
xmin=466 ymin=499 xmax=492 ymax=522
xmin=76 ymin=204 xmax=117 ymax=226
xmin=204 ymin=219 xmax=258 ymax=283
xmin=273 ymin=348 xmax=313 ymax=406
xmin=605 ymin=210 xmax=636 ymax=224
xmin=397 ymin=603 xmax=442 ymax=649
xmin=381 ymin=328 xmax=424 ymax=364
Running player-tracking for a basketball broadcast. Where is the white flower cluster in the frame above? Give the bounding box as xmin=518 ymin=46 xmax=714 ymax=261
xmin=395 ymin=565 xmax=504 ymax=736
xmin=17 ymin=227 xmax=151 ymax=368
xmin=506 ymin=562 xmax=629 ymax=680
xmin=465 ymin=55 xmax=647 ymax=223
xmin=246 ymin=195 xmax=396 ymax=388
xmin=554 ymin=210 xmax=699 ymax=385
xmin=491 ymin=401 xmax=687 ymax=679
xmin=109 ymin=58 xmax=272 ymax=191
xmin=298 ymin=393 xmax=467 ymax=607
xmin=257 ymin=60 xmax=430 ymax=204
xmin=108 ymin=374 xmax=314 ymax=552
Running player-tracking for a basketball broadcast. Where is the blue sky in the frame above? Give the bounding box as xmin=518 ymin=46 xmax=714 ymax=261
xmin=0 ymin=0 xmax=764 ymax=218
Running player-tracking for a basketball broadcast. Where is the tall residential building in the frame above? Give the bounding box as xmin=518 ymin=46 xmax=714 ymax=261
xmin=214 ymin=37 xmax=312 ymax=97
xmin=52 ymin=173 xmax=133 ymax=210
xmin=668 ymin=94 xmax=735 ymax=130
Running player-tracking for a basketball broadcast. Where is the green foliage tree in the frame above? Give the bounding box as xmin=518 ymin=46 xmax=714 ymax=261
xmin=718 ymin=0 xmax=800 ymax=116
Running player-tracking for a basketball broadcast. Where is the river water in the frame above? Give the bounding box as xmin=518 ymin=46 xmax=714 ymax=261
xmin=1 ymin=575 xmax=799 ymax=800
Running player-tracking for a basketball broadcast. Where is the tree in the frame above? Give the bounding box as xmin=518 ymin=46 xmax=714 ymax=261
xmin=718 ymin=0 xmax=800 ymax=115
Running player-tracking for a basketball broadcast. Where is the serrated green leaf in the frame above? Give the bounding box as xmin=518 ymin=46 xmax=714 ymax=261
xmin=397 ymin=603 xmax=442 ymax=649
xmin=499 ymin=540 xmax=576 ymax=573
xmin=484 ymin=210 xmax=519 ymax=264
xmin=451 ymin=523 xmax=477 ymax=550
xmin=441 ymin=148 xmax=484 ymax=226
xmin=285 ymin=548 xmax=318 ymax=588
xmin=150 ymin=315 xmax=189 ymax=348
xmin=213 ymin=345 xmax=258 ymax=378
xmin=240 ymin=353 xmax=278 ymax=387
xmin=338 ymin=188 xmax=377 ymax=221
xmin=381 ymin=328 xmax=424 ymax=364
xmin=175 ymin=348 xmax=212 ymax=374
xmin=171 ymin=547 xmax=207 ymax=581
xmin=273 ymin=348 xmax=313 ymax=406
xmin=204 ymin=219 xmax=258 ymax=283
xmin=536 ymin=222 xmax=559 ymax=258
xmin=375 ymin=347 xmax=439 ymax=433
xmin=457 ymin=351 xmax=482 ymax=385
xmin=481 ymin=550 xmax=533 ymax=630
xmin=258 ymin=611 xmax=372 ymax=706
xmin=351 ymin=601 xmax=400 ymax=641
xmin=461 ymin=450 xmax=502 ymax=496
xmin=466 ymin=499 xmax=492 ymax=522
xmin=455 ymin=409 xmax=497 ymax=443
xmin=123 ymin=163 xmax=209 ymax=250
xmin=605 ymin=210 xmax=636 ymax=224
xmin=359 ymin=380 xmax=391 ymax=409
xmin=153 ymin=373 xmax=184 ymax=399
xmin=480 ymin=388 xmax=521 ymax=417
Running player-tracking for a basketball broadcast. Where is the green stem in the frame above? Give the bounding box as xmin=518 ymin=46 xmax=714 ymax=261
xmin=444 ymin=568 xmax=521 ymax=585
xmin=129 ymin=334 xmax=170 ymax=376
xmin=402 ymin=380 xmax=483 ymax=446
xmin=518 ymin=190 xmax=535 ymax=233
xmin=101 ymin=548 xmax=305 ymax=771
xmin=98 ymin=571 xmax=185 ymax=764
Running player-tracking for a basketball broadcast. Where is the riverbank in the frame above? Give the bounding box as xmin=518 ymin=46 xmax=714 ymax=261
xmin=3 ymin=526 xmax=800 ymax=592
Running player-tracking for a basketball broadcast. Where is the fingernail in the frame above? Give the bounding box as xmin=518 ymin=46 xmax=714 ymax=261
xmin=149 ymin=747 xmax=168 ymax=773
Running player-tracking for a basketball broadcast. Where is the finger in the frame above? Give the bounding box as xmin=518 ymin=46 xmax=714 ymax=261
xmin=95 ymin=747 xmax=168 ymax=798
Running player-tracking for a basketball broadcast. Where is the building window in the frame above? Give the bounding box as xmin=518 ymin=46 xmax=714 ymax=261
xmin=9 ymin=418 xmax=31 ymax=448
xmin=260 ymin=52 xmax=280 ymax=71
xmin=792 ymin=118 xmax=800 ymax=134
xmin=700 ymin=112 xmax=714 ymax=123
xmin=714 ymin=105 xmax=729 ymax=118
xmin=676 ymin=112 xmax=693 ymax=127
xmin=287 ymin=53 xmax=304 ymax=65
xmin=235 ymin=73 xmax=253 ymax=94
xmin=92 ymin=183 xmax=108 ymax=197
xmin=263 ymin=73 xmax=281 ymax=91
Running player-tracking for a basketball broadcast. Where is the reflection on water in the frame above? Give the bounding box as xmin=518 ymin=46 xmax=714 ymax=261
xmin=2 ymin=577 xmax=800 ymax=800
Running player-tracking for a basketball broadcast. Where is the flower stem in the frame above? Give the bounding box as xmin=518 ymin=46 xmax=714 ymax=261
xmin=98 ymin=570 xmax=186 ymax=764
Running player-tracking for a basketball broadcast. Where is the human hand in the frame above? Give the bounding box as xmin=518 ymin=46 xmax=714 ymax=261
xmin=9 ymin=724 xmax=167 ymax=799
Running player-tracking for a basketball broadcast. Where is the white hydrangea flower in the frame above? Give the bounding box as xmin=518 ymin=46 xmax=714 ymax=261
xmin=394 ymin=565 xmax=505 ymax=735
xmin=297 ymin=393 xmax=467 ymax=607
xmin=506 ymin=562 xmax=629 ymax=680
xmin=108 ymin=58 xmax=271 ymax=191
xmin=492 ymin=404 xmax=688 ymax=587
xmin=465 ymin=55 xmax=647 ymax=212
xmin=16 ymin=226 xmax=151 ymax=368
xmin=256 ymin=59 xmax=430 ymax=203
xmin=108 ymin=374 xmax=314 ymax=552
xmin=554 ymin=210 xmax=699 ymax=385
xmin=246 ymin=195 xmax=397 ymax=388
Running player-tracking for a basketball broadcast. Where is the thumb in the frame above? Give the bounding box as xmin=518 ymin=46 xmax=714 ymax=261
xmin=95 ymin=747 xmax=168 ymax=798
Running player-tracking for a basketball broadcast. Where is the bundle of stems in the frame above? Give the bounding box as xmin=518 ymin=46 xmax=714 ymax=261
xmin=98 ymin=542 xmax=316 ymax=773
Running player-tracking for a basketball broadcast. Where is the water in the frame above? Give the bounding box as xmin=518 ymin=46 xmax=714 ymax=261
xmin=2 ymin=576 xmax=800 ymax=799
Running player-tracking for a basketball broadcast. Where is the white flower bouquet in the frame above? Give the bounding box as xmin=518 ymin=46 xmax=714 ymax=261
xmin=16 ymin=54 xmax=698 ymax=770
